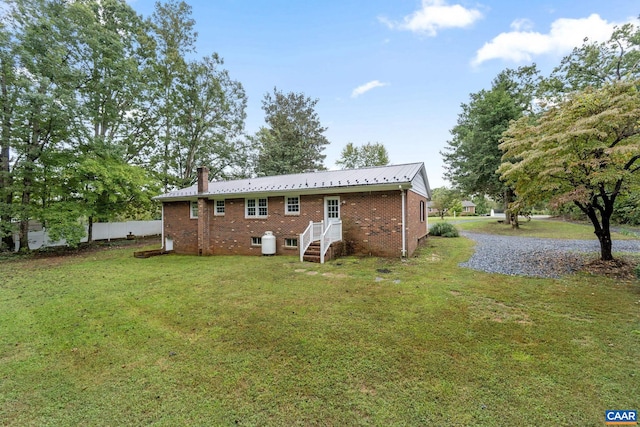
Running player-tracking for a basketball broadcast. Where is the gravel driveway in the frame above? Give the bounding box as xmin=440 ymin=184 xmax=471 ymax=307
xmin=459 ymin=232 xmax=640 ymax=278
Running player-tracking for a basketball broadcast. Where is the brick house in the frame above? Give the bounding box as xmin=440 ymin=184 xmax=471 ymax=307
xmin=427 ymin=200 xmax=476 ymax=215
xmin=461 ymin=200 xmax=476 ymax=214
xmin=154 ymin=163 xmax=431 ymax=261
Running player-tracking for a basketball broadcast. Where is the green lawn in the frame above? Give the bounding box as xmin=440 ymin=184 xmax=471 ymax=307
xmin=432 ymin=216 xmax=640 ymax=240
xmin=1 ymin=238 xmax=639 ymax=426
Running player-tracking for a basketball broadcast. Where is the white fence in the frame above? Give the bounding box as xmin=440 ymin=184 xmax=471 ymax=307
xmin=14 ymin=220 xmax=162 ymax=251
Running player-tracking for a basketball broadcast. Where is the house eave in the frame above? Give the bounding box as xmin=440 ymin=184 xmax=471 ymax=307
xmin=154 ymin=182 xmax=413 ymax=202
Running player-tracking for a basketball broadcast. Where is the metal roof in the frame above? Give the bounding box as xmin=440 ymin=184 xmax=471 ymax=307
xmin=155 ymin=162 xmax=430 ymax=201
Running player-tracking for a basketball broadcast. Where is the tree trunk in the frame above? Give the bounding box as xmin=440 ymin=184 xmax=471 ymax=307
xmin=88 ymin=215 xmax=93 ymax=242
xmin=0 ymin=60 xmax=14 ymax=250
xmin=0 ymin=143 xmax=13 ymax=249
xmin=18 ymin=177 xmax=31 ymax=252
xmin=504 ymin=188 xmax=512 ymax=225
xmin=583 ymin=204 xmax=614 ymax=261
xmin=511 ymin=212 xmax=519 ymax=229
xmin=596 ymin=230 xmax=613 ymax=261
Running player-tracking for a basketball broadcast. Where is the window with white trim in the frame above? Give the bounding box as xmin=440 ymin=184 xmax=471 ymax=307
xmin=284 ymin=238 xmax=298 ymax=248
xmin=251 ymin=236 xmax=262 ymax=246
xmin=215 ymin=200 xmax=225 ymax=216
xmin=420 ymin=201 xmax=425 ymax=222
xmin=285 ymin=196 xmax=300 ymax=215
xmin=190 ymin=201 xmax=198 ymax=219
xmin=246 ymin=198 xmax=268 ymax=218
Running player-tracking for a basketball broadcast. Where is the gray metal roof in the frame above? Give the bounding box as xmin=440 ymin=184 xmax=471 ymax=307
xmin=155 ymin=162 xmax=431 ymax=201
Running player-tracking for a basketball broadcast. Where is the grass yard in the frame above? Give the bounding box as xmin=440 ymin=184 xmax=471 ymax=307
xmin=434 ymin=216 xmax=639 ymax=240
xmin=1 ymin=236 xmax=639 ymax=426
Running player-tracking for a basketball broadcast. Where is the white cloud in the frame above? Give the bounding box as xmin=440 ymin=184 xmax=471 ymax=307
xmin=510 ymin=18 xmax=534 ymax=32
xmin=351 ymin=80 xmax=389 ymax=98
xmin=472 ymin=13 xmax=623 ymax=66
xmin=379 ymin=0 xmax=483 ymax=36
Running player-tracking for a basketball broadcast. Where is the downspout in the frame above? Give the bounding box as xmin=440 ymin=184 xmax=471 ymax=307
xmin=400 ymin=186 xmax=406 ymax=258
xmin=161 ymin=203 xmax=165 ymax=249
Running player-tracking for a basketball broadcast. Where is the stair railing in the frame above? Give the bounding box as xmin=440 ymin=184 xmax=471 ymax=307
xmin=300 ymin=221 xmax=314 ymax=262
xmin=300 ymin=221 xmax=324 ymax=261
xmin=320 ymin=220 xmax=342 ymax=264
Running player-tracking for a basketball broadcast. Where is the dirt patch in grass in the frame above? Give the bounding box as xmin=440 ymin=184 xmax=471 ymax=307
xmin=582 ymin=257 xmax=639 ymax=281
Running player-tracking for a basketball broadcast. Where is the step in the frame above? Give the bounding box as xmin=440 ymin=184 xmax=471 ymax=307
xmin=303 ymin=254 xmax=321 ymax=263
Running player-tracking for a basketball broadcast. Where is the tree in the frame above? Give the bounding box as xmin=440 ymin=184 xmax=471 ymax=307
xmin=0 ymin=20 xmax=18 ymax=249
xmin=441 ymin=66 xmax=540 ymax=226
xmin=546 ymin=22 xmax=640 ymax=95
xmin=71 ymin=0 xmax=158 ymax=241
xmin=336 ymin=142 xmax=390 ymax=169
xmin=254 ymin=88 xmax=329 ymax=176
xmin=499 ymin=80 xmax=640 ymax=261
xmin=149 ymin=0 xmax=197 ymax=190
xmin=471 ymin=194 xmax=491 ymax=215
xmin=4 ymin=0 xmax=83 ymax=251
xmin=172 ymin=54 xmax=248 ymax=186
xmin=430 ymin=187 xmax=462 ymax=220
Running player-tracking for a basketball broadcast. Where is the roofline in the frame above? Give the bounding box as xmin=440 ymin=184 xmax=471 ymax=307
xmin=154 ymin=182 xmax=416 ymax=202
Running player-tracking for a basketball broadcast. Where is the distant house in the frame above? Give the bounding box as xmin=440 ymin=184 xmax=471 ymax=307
xmin=427 ymin=200 xmax=476 ymax=215
xmin=154 ymin=163 xmax=432 ymax=262
xmin=462 ymin=200 xmax=476 ymax=214
xmin=427 ymin=202 xmax=438 ymax=215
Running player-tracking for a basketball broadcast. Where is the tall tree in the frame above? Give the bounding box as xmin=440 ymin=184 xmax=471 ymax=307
xmin=149 ymin=0 xmax=196 ymax=190
xmin=6 ymin=0 xmax=83 ymax=251
xmin=71 ymin=0 xmax=158 ymax=241
xmin=254 ymin=88 xmax=329 ymax=176
xmin=172 ymin=54 xmax=248 ymax=186
xmin=546 ymin=22 xmax=640 ymax=95
xmin=499 ymin=80 xmax=640 ymax=261
xmin=0 ymin=20 xmax=18 ymax=249
xmin=336 ymin=142 xmax=390 ymax=169
xmin=441 ymin=65 xmax=540 ymax=225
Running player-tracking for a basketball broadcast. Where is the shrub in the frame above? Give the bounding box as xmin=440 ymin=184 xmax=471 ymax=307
xmin=429 ymin=222 xmax=459 ymax=237
xmin=635 ymin=263 xmax=640 ymax=280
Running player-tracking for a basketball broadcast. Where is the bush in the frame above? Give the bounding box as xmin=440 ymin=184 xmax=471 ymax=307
xmin=635 ymin=263 xmax=640 ymax=280
xmin=429 ymin=222 xmax=459 ymax=237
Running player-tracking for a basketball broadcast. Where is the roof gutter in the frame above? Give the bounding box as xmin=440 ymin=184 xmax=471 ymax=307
xmin=153 ymin=182 xmax=415 ymax=202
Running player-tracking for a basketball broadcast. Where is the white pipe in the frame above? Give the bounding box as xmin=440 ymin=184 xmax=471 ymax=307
xmin=400 ymin=186 xmax=406 ymax=257
xmin=161 ymin=203 xmax=165 ymax=249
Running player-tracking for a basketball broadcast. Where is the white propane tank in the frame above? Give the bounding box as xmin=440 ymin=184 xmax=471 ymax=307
xmin=261 ymin=231 xmax=276 ymax=255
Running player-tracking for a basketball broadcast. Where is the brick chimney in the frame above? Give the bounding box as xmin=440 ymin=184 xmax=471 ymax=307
xmin=197 ymin=166 xmax=209 ymax=193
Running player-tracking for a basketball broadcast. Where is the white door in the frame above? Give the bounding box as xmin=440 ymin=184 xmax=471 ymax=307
xmin=324 ymin=196 xmax=340 ymax=224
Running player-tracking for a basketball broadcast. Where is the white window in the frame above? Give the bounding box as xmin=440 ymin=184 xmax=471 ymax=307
xmin=285 ymin=196 xmax=300 ymax=215
xmin=284 ymin=238 xmax=298 ymax=248
xmin=215 ymin=200 xmax=225 ymax=216
xmin=420 ymin=201 xmax=425 ymax=222
xmin=246 ymin=198 xmax=268 ymax=218
xmin=190 ymin=201 xmax=198 ymax=219
xmin=251 ymin=236 xmax=262 ymax=246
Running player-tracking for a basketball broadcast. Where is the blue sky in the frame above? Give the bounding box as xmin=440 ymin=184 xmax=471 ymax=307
xmin=129 ymin=0 xmax=638 ymax=188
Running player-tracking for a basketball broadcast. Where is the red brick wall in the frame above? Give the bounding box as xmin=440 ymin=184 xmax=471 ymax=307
xmin=163 ymin=201 xmax=200 ymax=254
xmin=209 ymin=196 xmax=317 ymax=256
xmin=406 ymin=190 xmax=429 ymax=256
xmin=340 ymin=191 xmax=403 ymax=257
xmin=163 ymin=189 xmax=425 ymax=257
